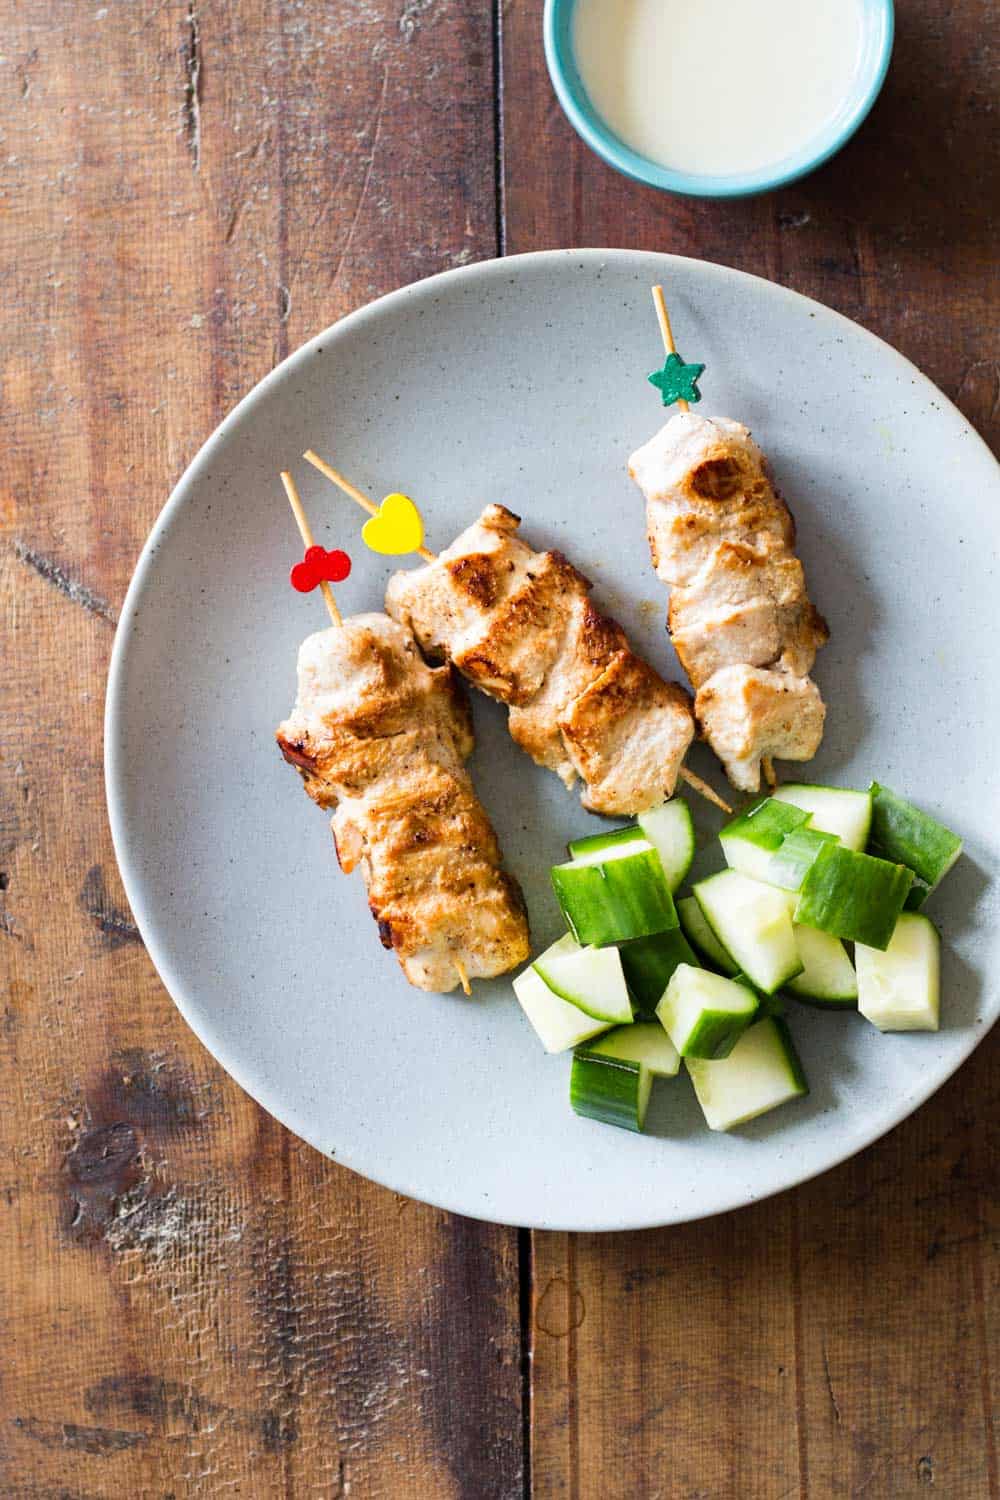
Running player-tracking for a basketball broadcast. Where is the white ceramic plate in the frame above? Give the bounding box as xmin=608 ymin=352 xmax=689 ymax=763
xmin=106 ymin=250 xmax=999 ymax=1231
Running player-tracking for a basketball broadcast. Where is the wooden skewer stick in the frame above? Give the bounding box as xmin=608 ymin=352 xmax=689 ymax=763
xmin=305 ymin=449 xmax=732 ymax=815
xmin=303 ymin=450 xmax=437 ymax=563
xmin=282 ymin=468 xmax=472 ymax=995
xmin=281 ymin=470 xmax=342 ymax=627
xmin=651 ymin=284 xmax=688 ymax=415
xmin=678 ymin=764 xmax=731 ymax=814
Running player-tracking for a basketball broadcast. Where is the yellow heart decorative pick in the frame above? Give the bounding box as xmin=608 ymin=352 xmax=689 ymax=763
xmin=361 ymin=492 xmax=426 ymax=556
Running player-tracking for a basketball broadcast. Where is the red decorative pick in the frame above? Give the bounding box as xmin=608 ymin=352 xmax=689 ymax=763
xmin=290 ymin=545 xmax=352 ymax=593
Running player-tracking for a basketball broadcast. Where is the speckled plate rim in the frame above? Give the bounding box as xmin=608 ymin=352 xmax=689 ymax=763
xmin=105 ymin=248 xmax=998 ymax=1231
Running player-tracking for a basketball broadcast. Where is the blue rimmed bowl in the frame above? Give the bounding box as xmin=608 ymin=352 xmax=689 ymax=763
xmin=543 ymin=0 xmax=894 ymax=198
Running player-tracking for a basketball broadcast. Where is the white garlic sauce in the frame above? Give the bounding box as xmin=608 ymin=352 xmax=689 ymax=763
xmin=573 ymin=0 xmax=866 ymax=177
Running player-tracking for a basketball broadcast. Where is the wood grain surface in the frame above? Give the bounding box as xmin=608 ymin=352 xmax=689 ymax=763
xmin=1 ymin=0 xmax=996 ymax=1495
xmin=1 ymin=2 xmax=521 ymax=1496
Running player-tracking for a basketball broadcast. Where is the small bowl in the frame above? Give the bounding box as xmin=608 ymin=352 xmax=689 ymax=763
xmin=544 ymin=0 xmax=894 ymax=198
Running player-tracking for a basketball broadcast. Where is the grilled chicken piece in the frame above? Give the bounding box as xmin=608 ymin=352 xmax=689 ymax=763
xmin=558 ymin=650 xmax=695 ymax=815
xmin=276 ymin=613 xmax=529 ymax=993
xmin=630 ymin=412 xmax=795 ymax=587
xmin=629 ymin=412 xmax=828 ymax=792
xmin=668 ymin=541 xmax=828 ymax=688
xmin=695 ymin=666 xmax=826 ymax=794
xmin=386 ymin=505 xmax=695 ymax=815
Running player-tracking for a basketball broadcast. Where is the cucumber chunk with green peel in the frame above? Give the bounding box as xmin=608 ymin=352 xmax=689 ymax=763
xmin=868 ymin=782 xmax=963 ymax=893
xmin=513 ymin=941 xmax=613 ymax=1054
xmin=570 ymin=1051 xmax=652 ymax=1132
xmin=856 ymin=913 xmax=940 ymax=1031
xmin=657 ymin=963 xmax=759 ymax=1059
xmin=677 ymin=895 xmax=740 ymax=976
xmin=565 ymin=829 xmax=649 ymax=865
xmin=619 ymin=927 xmax=698 ymax=1016
xmin=693 ymin=870 xmax=803 ymax=994
xmin=785 ymin=923 xmax=858 ymax=1006
xmin=794 ymin=844 xmax=913 ymax=950
xmin=551 ymin=844 xmax=678 ymax=947
xmin=729 ymin=972 xmax=790 ymax=1021
xmin=772 ymin=783 xmax=873 ymax=851
xmin=567 ymin=825 xmax=641 ymax=862
xmin=904 ymin=877 xmax=931 ymax=911
xmin=582 ymin=1020 xmax=680 ymax=1077
xmin=717 ymin=792 xmax=842 ymax=892
xmin=533 ymin=942 xmax=633 ymax=1024
xmin=570 ymin=1019 xmax=681 ymax=1134
xmin=685 ymin=1017 xmax=809 ymax=1130
xmin=719 ymin=798 xmax=811 ymax=883
xmin=637 ymin=798 xmax=696 ymax=891
xmin=764 ymin=827 xmax=839 ymax=891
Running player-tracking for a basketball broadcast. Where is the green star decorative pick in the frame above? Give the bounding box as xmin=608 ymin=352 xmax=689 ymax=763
xmin=648 ymin=351 xmax=705 ymax=407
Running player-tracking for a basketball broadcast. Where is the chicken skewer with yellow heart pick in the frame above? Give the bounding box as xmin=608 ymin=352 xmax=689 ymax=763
xmin=303 ymin=449 xmax=732 ymax=817
xmin=275 ymin=470 xmax=530 ymax=996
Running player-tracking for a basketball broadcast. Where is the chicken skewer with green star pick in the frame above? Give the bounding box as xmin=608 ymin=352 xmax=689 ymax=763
xmin=629 ymin=286 xmax=830 ymax=797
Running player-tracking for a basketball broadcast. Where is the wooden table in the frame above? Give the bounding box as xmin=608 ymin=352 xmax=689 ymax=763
xmin=2 ymin=0 xmax=997 ymax=1494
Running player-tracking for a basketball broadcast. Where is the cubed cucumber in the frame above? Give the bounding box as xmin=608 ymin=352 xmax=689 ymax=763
xmin=719 ymin=797 xmax=811 ymax=883
xmin=570 ymin=1050 xmax=652 ymax=1132
xmin=533 ymin=940 xmax=633 ymax=1024
xmin=785 ymin=923 xmax=858 ymax=1007
xmin=512 ymin=938 xmax=612 ymax=1054
xmin=693 ymin=870 xmax=803 ymax=994
xmin=856 ymin=912 xmax=940 ymax=1032
xmin=868 ymin=782 xmax=963 ymax=894
xmin=582 ymin=1020 xmax=680 ymax=1077
xmin=551 ymin=842 xmax=677 ymax=947
xmin=619 ymin=927 xmax=698 ymax=1016
xmin=904 ymin=877 xmax=931 ymax=911
xmin=570 ymin=1019 xmax=682 ymax=1133
xmin=637 ymin=798 xmax=696 ymax=891
xmin=677 ymin=895 xmax=740 ymax=976
xmin=657 ymin=963 xmax=759 ymax=1059
xmin=765 ymin=827 xmax=839 ymax=891
xmin=773 ymin=783 xmax=873 ymax=851
xmin=685 ymin=1017 xmax=809 ymax=1130
xmin=794 ymin=844 xmax=913 ymax=950
xmin=567 ymin=825 xmax=643 ymax=861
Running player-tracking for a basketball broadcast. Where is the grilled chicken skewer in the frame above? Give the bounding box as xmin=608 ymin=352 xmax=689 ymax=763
xmin=276 ymin=474 xmax=530 ymax=995
xmin=385 ymin=505 xmax=697 ymax=815
xmin=628 ymin=290 xmax=828 ymax=794
xmin=305 ymin=452 xmax=733 ymax=816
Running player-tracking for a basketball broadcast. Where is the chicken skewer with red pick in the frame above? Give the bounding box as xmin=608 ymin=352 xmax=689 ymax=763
xmin=275 ymin=472 xmax=530 ymax=995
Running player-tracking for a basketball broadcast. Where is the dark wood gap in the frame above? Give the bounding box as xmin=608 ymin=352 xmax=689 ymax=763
xmin=496 ymin=6 xmax=528 ymax=1492
xmin=492 ymin=0 xmax=507 ymax=258
xmin=518 ymin=1226 xmax=534 ymax=1499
